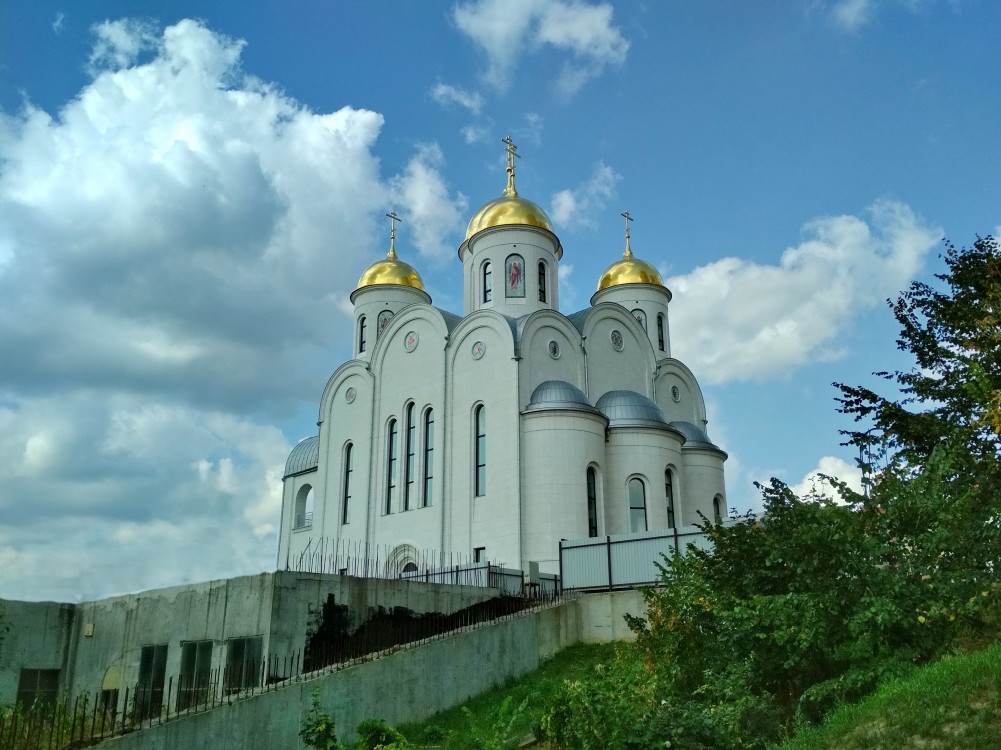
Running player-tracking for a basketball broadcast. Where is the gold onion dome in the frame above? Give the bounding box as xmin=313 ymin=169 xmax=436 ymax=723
xmin=356 ymin=212 xmax=425 ymax=292
xmin=464 ymin=137 xmax=554 ymax=241
xmin=596 ymin=211 xmax=665 ymax=292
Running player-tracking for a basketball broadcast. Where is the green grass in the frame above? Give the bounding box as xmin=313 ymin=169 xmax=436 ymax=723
xmin=776 ymin=641 xmax=1001 ymax=750
xmin=395 ymin=642 xmax=624 ymax=749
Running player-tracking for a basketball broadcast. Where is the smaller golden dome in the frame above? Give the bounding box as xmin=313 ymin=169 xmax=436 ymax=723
xmin=464 ymin=136 xmax=554 ymax=241
xmin=595 ymin=211 xmax=665 ymax=292
xmin=356 ymin=210 xmax=425 ymax=292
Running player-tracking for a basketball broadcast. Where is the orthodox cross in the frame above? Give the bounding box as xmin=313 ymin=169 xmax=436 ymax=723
xmin=386 ymin=210 xmax=402 ymax=259
xmin=621 ymin=210 xmax=635 ymax=258
xmin=502 ymin=136 xmax=520 ymax=195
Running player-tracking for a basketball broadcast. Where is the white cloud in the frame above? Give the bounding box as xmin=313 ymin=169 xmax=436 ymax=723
xmin=461 ymin=124 xmax=491 ymax=144
xmin=549 ymin=161 xmax=620 ymax=227
xmin=52 ymin=13 xmax=66 ymax=34
xmin=430 ymin=82 xmax=483 ymax=114
xmin=828 ymin=0 xmax=930 ymax=31
xmin=0 ymin=18 xmax=465 ymax=601
xmin=666 ymin=200 xmax=940 ymax=384
xmin=558 ymin=262 xmax=577 ymax=310
xmin=790 ymin=455 xmax=864 ymax=501
xmin=390 ymin=143 xmax=468 ymax=260
xmin=453 ymin=0 xmax=628 ymax=95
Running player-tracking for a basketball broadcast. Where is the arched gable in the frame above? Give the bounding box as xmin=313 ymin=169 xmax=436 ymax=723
xmin=654 ymin=358 xmax=708 ymax=425
xmin=516 ymin=309 xmax=586 ymax=409
xmin=579 ymin=302 xmax=658 ymax=402
xmin=369 ymin=304 xmax=451 ymax=379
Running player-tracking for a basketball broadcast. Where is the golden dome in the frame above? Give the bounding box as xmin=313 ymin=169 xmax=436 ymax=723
xmin=595 ymin=211 xmax=665 ymax=292
xmin=464 ymin=136 xmax=554 ymax=241
xmin=355 ymin=211 xmax=425 ymax=292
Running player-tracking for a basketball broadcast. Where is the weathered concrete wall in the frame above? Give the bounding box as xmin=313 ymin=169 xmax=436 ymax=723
xmin=0 ymin=600 xmax=75 ymax=704
xmin=99 ymin=599 xmax=582 ymax=750
xmin=576 ymin=589 xmax=646 ymax=642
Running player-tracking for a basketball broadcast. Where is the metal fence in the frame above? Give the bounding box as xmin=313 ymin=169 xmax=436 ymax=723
xmin=0 ymin=589 xmax=573 ymax=750
xmin=559 ymin=525 xmax=718 ymax=591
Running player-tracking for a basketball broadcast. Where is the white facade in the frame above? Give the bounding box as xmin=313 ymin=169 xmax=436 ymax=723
xmin=278 ymin=159 xmax=727 ymax=575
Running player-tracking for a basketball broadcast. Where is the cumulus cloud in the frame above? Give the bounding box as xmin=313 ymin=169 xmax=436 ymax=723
xmin=430 ymin=82 xmax=483 ymax=114
xmin=453 ymin=0 xmax=628 ymax=96
xmin=549 ymin=161 xmax=621 ymax=227
xmin=666 ymin=200 xmax=940 ymax=384
xmin=790 ymin=455 xmax=864 ymax=501
xmin=828 ymin=0 xmax=930 ymax=31
xmin=0 ymin=18 xmax=465 ymax=600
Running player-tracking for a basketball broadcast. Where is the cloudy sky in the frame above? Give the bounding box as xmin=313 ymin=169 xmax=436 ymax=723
xmin=1 ymin=1 xmax=998 ymax=602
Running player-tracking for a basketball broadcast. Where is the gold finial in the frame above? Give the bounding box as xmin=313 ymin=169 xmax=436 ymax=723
xmin=621 ymin=210 xmax=634 ymax=259
xmin=386 ymin=210 xmax=401 ymax=260
xmin=501 ymin=135 xmax=520 ymax=197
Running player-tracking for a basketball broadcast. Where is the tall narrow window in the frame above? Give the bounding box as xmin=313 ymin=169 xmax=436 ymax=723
xmin=505 ymin=254 xmax=525 ymax=297
xmin=483 ymin=262 xmax=492 ymax=303
xmin=474 ymin=405 xmax=486 ymax=496
xmin=665 ymin=470 xmax=676 ymax=529
xmin=538 ymin=261 xmax=547 ymax=302
xmin=341 ymin=443 xmax=353 ymax=524
xmin=358 ymin=316 xmax=367 ymax=353
xmin=632 ymin=309 xmax=647 ymax=331
xmin=586 ymin=467 xmax=598 ymax=538
xmin=713 ymin=496 xmax=723 ymax=523
xmin=657 ymin=314 xmax=666 ymax=352
xmin=403 ymin=404 xmax=416 ymax=510
xmin=422 ymin=409 xmax=435 ymax=506
xmin=628 ymin=478 xmax=648 ymax=533
xmin=385 ymin=419 xmax=398 ymax=514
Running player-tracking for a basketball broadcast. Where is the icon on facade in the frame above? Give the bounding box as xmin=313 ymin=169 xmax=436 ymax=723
xmin=471 ymin=341 xmax=486 ymax=360
xmin=345 ymin=387 xmax=357 ymax=404
xmin=610 ymin=329 xmax=624 ymax=351
xmin=404 ymin=331 xmax=419 ymax=352
xmin=548 ymin=340 xmax=560 ymax=359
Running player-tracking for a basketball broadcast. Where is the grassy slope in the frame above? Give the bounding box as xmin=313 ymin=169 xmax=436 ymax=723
xmin=395 ymin=642 xmax=623 ymax=749
xmin=776 ymin=640 xmax=1001 ymax=750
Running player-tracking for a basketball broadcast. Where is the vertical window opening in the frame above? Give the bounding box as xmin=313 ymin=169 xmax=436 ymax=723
xmin=586 ymin=467 xmax=598 ymax=538
xmin=665 ymin=470 xmax=676 ymax=529
xmin=628 ymin=478 xmax=648 ymax=533
xmin=341 ymin=443 xmax=353 ymax=524
xmin=385 ymin=419 xmax=398 ymax=514
xmin=713 ymin=496 xmax=723 ymax=523
xmin=404 ymin=404 xmax=416 ymax=510
xmin=358 ymin=316 xmax=367 ymax=353
xmin=474 ymin=405 xmax=486 ymax=497
xmin=657 ymin=314 xmax=665 ymax=352
xmin=423 ymin=409 xmax=435 ymax=506
xmin=538 ymin=261 xmax=547 ymax=302
xmin=483 ymin=262 xmax=492 ymax=303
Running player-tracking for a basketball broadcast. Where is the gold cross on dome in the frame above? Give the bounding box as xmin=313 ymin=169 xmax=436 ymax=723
xmin=502 ymin=136 xmax=520 ymax=196
xmin=621 ymin=210 xmax=634 ymax=258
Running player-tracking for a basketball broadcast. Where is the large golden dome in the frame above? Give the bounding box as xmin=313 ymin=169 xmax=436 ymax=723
xmin=595 ymin=212 xmax=665 ymax=291
xmin=464 ymin=137 xmax=555 ymax=241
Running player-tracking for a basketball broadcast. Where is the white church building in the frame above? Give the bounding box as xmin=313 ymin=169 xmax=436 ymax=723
xmin=277 ymin=140 xmax=727 ymax=577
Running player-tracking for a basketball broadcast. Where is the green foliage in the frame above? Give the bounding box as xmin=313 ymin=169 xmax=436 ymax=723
xmin=353 ymin=718 xmax=411 ymax=749
xmin=300 ymin=688 xmax=341 ymax=750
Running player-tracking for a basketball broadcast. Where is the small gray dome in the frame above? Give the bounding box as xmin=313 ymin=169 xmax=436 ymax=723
xmin=525 ymin=380 xmax=601 ymax=415
xmin=670 ymin=421 xmax=726 ymax=453
xmin=595 ymin=390 xmax=668 ymax=428
xmin=284 ymin=436 xmax=319 ymax=478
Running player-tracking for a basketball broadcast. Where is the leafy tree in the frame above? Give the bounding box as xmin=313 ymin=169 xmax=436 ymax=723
xmin=835 ymin=235 xmax=1001 ymax=476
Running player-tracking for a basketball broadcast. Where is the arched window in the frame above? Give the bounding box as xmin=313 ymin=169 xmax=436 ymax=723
xmin=632 ymin=309 xmax=647 ymax=331
xmin=341 ymin=443 xmax=353 ymax=524
xmin=538 ymin=261 xmax=547 ymax=302
xmin=385 ymin=419 xmax=398 ymax=514
xmin=713 ymin=496 xmax=723 ymax=523
xmin=294 ymin=485 xmax=314 ymax=529
xmin=482 ymin=262 xmax=493 ymax=303
xmin=586 ymin=467 xmax=598 ymax=538
xmin=474 ymin=405 xmax=486 ymax=497
xmin=377 ymin=309 xmax=394 ymax=339
xmin=628 ymin=478 xmax=647 ymax=533
xmin=505 ymin=254 xmax=525 ymax=298
xmin=657 ymin=314 xmax=666 ymax=352
xmin=357 ymin=316 xmax=367 ymax=354
xmin=665 ymin=469 xmax=676 ymax=529
xmin=422 ymin=409 xmax=435 ymax=507
xmin=403 ymin=404 xmax=416 ymax=510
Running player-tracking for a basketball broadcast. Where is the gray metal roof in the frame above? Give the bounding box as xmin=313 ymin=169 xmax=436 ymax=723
xmin=284 ymin=436 xmax=319 ymax=478
xmin=669 ymin=421 xmax=727 ymax=454
xmin=524 ymin=380 xmax=602 ymax=415
xmin=595 ymin=390 xmax=669 ymax=428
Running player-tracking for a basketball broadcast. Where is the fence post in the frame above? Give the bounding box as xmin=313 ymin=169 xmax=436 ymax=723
xmin=605 ymin=535 xmax=614 ymax=591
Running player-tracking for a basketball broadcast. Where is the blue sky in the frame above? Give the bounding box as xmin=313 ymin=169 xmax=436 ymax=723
xmin=1 ymin=1 xmax=998 ymax=601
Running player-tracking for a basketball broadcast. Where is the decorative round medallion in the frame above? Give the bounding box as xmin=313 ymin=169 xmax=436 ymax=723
xmin=345 ymin=387 xmax=357 ymax=404
xmin=548 ymin=340 xmax=561 ymax=359
xmin=403 ymin=331 xmax=419 ymax=352
xmin=610 ymin=329 xmax=624 ymax=351
xmin=671 ymin=385 xmax=681 ymax=402
xmin=471 ymin=341 xmax=486 ymax=360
